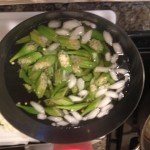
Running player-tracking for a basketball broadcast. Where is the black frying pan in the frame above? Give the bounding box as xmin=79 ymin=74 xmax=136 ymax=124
xmin=0 ymin=11 xmax=144 ymax=144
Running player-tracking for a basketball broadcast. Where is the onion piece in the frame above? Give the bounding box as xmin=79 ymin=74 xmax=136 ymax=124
xmin=110 ymin=70 xmax=118 ymax=81
xmin=77 ymin=78 xmax=85 ymax=91
xmin=48 ymin=116 xmax=63 ymax=122
xmin=105 ymin=52 xmax=111 ymax=61
xmin=82 ymin=20 xmax=96 ymax=29
xmin=94 ymin=66 xmax=109 ymax=73
xmin=81 ymin=30 xmax=92 ymax=44
xmin=48 ymin=20 xmax=61 ymax=28
xmin=64 ymin=114 xmax=79 ymax=124
xmin=37 ymin=113 xmax=47 ymax=120
xmin=118 ymin=92 xmax=124 ymax=100
xmin=101 ymin=104 xmax=113 ymax=112
xmin=111 ymin=63 xmax=118 ymax=69
xmin=30 ymin=101 xmax=45 ymax=114
xmin=103 ymin=31 xmax=113 ymax=46
xmin=71 ymin=111 xmax=82 ymax=121
xmin=111 ymin=54 xmax=118 ymax=63
xmin=109 ymin=80 xmax=126 ymax=89
xmin=47 ymin=43 xmax=60 ymax=52
xmin=63 ymin=110 xmax=69 ymax=115
xmin=113 ymin=43 xmax=123 ymax=54
xmin=105 ymin=91 xmax=118 ymax=99
xmin=78 ymin=90 xmax=88 ymax=98
xmin=63 ymin=19 xmax=81 ymax=30
xmin=68 ymin=74 xmax=77 ymax=89
xmin=116 ymin=68 xmax=128 ymax=75
xmin=57 ymin=120 xmax=69 ymax=126
xmin=70 ymin=26 xmax=85 ymax=37
xmin=69 ymin=95 xmax=83 ymax=102
xmin=85 ymin=108 xmax=100 ymax=120
xmin=98 ymin=97 xmax=112 ymax=108
xmin=95 ymin=88 xmax=107 ymax=98
xmin=97 ymin=110 xmax=109 ymax=118
xmin=56 ymin=29 xmax=69 ymax=36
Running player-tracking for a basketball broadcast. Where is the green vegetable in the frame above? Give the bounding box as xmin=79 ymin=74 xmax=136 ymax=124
xmin=92 ymin=29 xmax=104 ymax=41
xmin=10 ymin=42 xmax=38 ymax=63
xmin=57 ymin=103 xmax=88 ymax=111
xmin=35 ymin=72 xmax=48 ymax=98
xmin=18 ymin=52 xmax=42 ymax=66
xmin=16 ymin=103 xmax=39 ymax=114
xmin=45 ymin=107 xmax=63 ymax=117
xmin=16 ymin=35 xmax=31 ymax=44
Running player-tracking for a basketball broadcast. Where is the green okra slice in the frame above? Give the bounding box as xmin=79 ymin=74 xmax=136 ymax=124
xmin=57 ymin=36 xmax=80 ymax=50
xmin=33 ymin=54 xmax=56 ymax=70
xmin=88 ymin=84 xmax=97 ymax=100
xmin=56 ymin=103 xmax=88 ymax=111
xmin=23 ymin=84 xmax=33 ymax=93
xmin=28 ymin=69 xmax=42 ymax=81
xmin=91 ymin=29 xmax=104 ymax=41
xmin=54 ymin=69 xmax=63 ymax=85
xmin=53 ymin=86 xmax=68 ymax=98
xmin=67 ymin=50 xmax=92 ymax=59
xmin=47 ymin=97 xmax=73 ymax=106
xmin=35 ymin=72 xmax=48 ymax=98
xmin=89 ymin=39 xmax=103 ymax=53
xmin=30 ymin=29 xmax=48 ymax=47
xmin=58 ymin=51 xmax=72 ymax=72
xmin=79 ymin=59 xmax=97 ymax=69
xmin=16 ymin=103 xmax=39 ymax=115
xmin=19 ymin=69 xmax=32 ymax=85
xmin=10 ymin=42 xmax=38 ymax=63
xmin=45 ymin=107 xmax=63 ymax=117
xmin=81 ymin=98 xmax=102 ymax=116
xmin=81 ymin=44 xmax=94 ymax=54
xmin=17 ymin=52 xmax=42 ymax=67
xmin=82 ymin=73 xmax=93 ymax=81
xmin=37 ymin=25 xmax=57 ymax=42
xmin=16 ymin=35 xmax=31 ymax=44
xmin=51 ymin=81 xmax=67 ymax=97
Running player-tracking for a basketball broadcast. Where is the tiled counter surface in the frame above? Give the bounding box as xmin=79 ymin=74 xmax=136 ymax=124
xmin=0 ymin=2 xmax=150 ymax=31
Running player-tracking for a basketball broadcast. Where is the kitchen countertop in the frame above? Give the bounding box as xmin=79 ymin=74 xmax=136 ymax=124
xmin=0 ymin=2 xmax=150 ymax=31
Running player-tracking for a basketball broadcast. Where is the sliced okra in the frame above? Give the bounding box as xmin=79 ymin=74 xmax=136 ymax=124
xmin=16 ymin=35 xmax=31 ymax=44
xmin=10 ymin=42 xmax=38 ymax=63
xmin=45 ymin=107 xmax=63 ymax=117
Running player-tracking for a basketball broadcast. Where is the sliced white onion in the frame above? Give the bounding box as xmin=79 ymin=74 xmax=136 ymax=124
xmin=103 ymin=31 xmax=113 ymax=46
xmin=69 ymin=95 xmax=83 ymax=102
xmin=116 ymin=68 xmax=128 ymax=75
xmin=30 ymin=101 xmax=45 ymax=114
xmin=82 ymin=20 xmax=96 ymax=29
xmin=97 ymin=110 xmax=109 ymax=118
xmin=86 ymin=108 xmax=100 ymax=120
xmin=116 ymin=86 xmax=125 ymax=93
xmin=70 ymin=35 xmax=80 ymax=40
xmin=111 ymin=54 xmax=119 ymax=63
xmin=37 ymin=113 xmax=47 ymax=120
xmin=95 ymin=88 xmax=107 ymax=98
xmin=56 ymin=29 xmax=69 ymax=36
xmin=111 ymin=63 xmax=118 ymax=69
xmin=78 ymin=90 xmax=88 ymax=98
xmin=48 ymin=116 xmax=63 ymax=122
xmin=110 ymin=70 xmax=118 ymax=81
xmin=47 ymin=43 xmax=60 ymax=52
xmin=68 ymin=74 xmax=77 ymax=89
xmin=64 ymin=115 xmax=79 ymax=124
xmin=70 ymin=26 xmax=85 ymax=37
xmin=105 ymin=52 xmax=111 ymax=61
xmin=48 ymin=20 xmax=61 ymax=28
xmin=63 ymin=19 xmax=81 ymax=30
xmin=63 ymin=110 xmax=69 ymax=115
xmin=77 ymin=78 xmax=85 ymax=91
xmin=98 ymin=97 xmax=112 ymax=108
xmin=81 ymin=30 xmax=92 ymax=44
xmin=101 ymin=104 xmax=113 ymax=112
xmin=82 ymin=117 xmax=87 ymax=121
xmin=94 ymin=66 xmax=109 ymax=73
xmin=57 ymin=120 xmax=69 ymax=126
xmin=109 ymin=80 xmax=126 ymax=89
xmin=113 ymin=43 xmax=123 ymax=54
xmin=51 ymin=123 xmax=56 ymax=126
xmin=105 ymin=91 xmax=118 ymax=99
xmin=71 ymin=111 xmax=82 ymax=121
xmin=62 ymin=70 xmax=69 ymax=81
xmin=118 ymin=92 xmax=124 ymax=100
